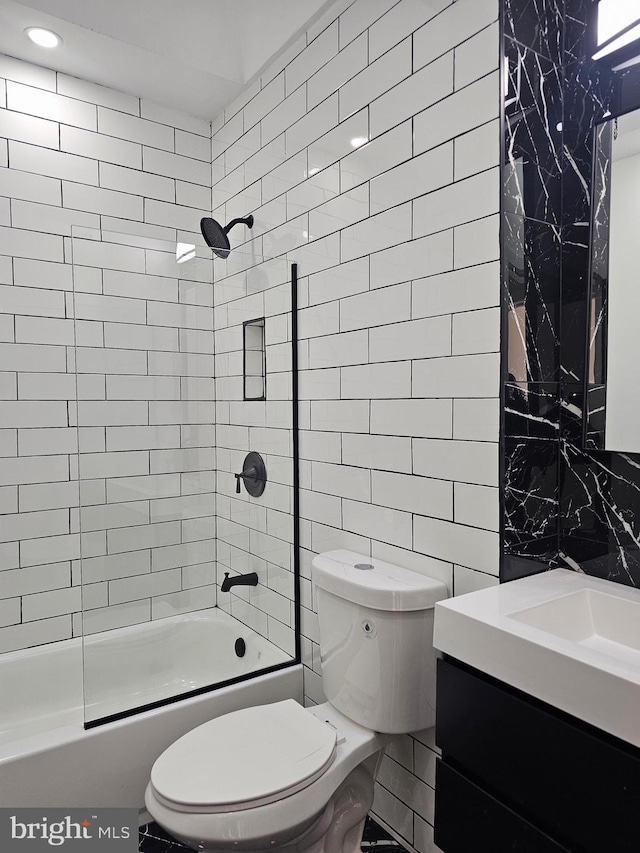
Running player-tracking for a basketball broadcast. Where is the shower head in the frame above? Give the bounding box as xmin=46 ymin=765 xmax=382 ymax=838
xmin=200 ymin=215 xmax=254 ymax=259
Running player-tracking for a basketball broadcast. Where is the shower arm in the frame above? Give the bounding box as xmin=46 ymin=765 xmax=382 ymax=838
xmin=224 ymin=215 xmax=254 ymax=234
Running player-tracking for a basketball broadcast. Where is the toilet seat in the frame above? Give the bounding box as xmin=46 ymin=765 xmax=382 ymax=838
xmin=146 ymin=702 xmax=393 ymax=851
xmin=150 ymin=700 xmax=337 ymax=812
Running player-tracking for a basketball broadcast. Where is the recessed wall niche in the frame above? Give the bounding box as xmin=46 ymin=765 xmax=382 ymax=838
xmin=243 ymin=317 xmax=266 ymax=401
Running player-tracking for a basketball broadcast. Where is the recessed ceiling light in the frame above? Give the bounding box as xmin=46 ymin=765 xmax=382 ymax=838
xmin=25 ymin=27 xmax=62 ymax=48
xmin=350 ymin=137 xmax=368 ymax=148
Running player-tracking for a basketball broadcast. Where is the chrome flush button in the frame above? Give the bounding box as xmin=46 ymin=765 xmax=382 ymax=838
xmin=354 ymin=562 xmax=374 ymax=570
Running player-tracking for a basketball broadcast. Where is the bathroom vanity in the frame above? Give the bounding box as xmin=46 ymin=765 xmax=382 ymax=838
xmin=432 ymin=570 xmax=640 ymax=852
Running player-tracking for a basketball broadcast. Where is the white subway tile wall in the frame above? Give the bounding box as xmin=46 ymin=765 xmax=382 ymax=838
xmin=72 ymin=235 xmax=223 ymax=652
xmin=0 ymin=60 xmax=220 ymax=657
xmin=210 ymin=0 xmax=500 ymax=849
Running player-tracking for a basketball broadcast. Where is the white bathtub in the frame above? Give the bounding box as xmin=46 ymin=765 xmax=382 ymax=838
xmin=0 ymin=608 xmax=302 ymax=811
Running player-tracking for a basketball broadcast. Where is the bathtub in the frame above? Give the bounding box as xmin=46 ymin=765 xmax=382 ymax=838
xmin=0 ymin=608 xmax=302 ymax=811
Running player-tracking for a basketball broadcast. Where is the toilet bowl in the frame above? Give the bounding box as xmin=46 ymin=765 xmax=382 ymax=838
xmin=145 ymin=549 xmax=448 ymax=853
xmin=145 ymin=699 xmax=392 ymax=853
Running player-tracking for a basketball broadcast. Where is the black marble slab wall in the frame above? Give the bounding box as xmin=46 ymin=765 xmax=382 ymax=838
xmin=501 ymin=0 xmax=640 ymax=586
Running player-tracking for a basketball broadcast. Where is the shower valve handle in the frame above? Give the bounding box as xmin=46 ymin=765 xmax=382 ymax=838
xmin=235 ymin=466 xmax=258 ymax=493
xmin=234 ymin=452 xmax=267 ymax=497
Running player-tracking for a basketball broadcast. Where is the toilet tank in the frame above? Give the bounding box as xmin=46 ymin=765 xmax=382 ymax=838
xmin=311 ymin=550 xmax=449 ymax=734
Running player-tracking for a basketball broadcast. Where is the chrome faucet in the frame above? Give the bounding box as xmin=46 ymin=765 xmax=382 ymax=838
xmin=220 ymin=572 xmax=259 ymax=592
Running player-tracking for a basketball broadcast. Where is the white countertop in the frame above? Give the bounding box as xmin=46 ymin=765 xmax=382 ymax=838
xmin=433 ymin=568 xmax=640 ymax=749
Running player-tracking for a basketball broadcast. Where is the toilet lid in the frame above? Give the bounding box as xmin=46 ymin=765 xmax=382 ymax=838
xmin=151 ymin=699 xmax=337 ymax=809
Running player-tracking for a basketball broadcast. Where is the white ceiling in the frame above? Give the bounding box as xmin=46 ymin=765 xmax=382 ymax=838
xmin=0 ymin=0 xmax=336 ymax=120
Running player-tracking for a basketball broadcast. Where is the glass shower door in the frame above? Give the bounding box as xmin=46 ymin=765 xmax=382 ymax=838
xmin=71 ymin=228 xmax=297 ymax=725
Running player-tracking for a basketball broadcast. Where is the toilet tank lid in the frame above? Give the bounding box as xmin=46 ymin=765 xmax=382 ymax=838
xmin=311 ymin=550 xmax=448 ymax=611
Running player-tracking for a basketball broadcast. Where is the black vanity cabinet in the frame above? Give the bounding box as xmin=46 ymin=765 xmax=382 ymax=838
xmin=433 ymin=657 xmax=640 ymax=853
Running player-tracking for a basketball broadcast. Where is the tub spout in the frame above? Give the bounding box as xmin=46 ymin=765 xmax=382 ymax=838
xmin=220 ymin=572 xmax=259 ymax=592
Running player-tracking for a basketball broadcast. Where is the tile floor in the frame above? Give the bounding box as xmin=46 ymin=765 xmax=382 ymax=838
xmin=138 ymin=815 xmax=408 ymax=852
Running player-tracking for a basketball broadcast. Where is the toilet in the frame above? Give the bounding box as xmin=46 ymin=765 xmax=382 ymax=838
xmin=145 ymin=549 xmax=448 ymax=853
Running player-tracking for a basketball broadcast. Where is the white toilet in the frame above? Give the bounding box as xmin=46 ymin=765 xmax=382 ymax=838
xmin=145 ymin=549 xmax=448 ymax=853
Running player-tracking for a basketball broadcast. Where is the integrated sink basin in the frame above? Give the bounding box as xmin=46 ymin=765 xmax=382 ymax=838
xmin=434 ymin=569 xmax=640 ymax=748
xmin=508 ymin=588 xmax=640 ymax=666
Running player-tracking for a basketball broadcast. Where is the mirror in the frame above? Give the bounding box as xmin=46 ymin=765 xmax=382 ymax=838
xmin=586 ymin=108 xmax=640 ymax=451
